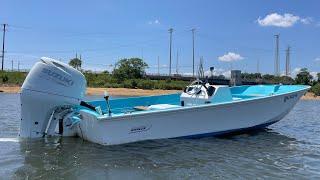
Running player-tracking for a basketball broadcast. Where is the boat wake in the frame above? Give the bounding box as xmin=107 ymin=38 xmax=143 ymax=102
xmin=0 ymin=138 xmax=19 ymax=142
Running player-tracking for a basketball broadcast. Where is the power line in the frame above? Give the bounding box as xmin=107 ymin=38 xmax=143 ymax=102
xmin=1 ymin=24 xmax=7 ymax=71
xmin=8 ymin=33 xmax=168 ymax=54
xmin=148 ymin=65 xmax=194 ymax=69
xmin=197 ymin=32 xmax=279 ymax=53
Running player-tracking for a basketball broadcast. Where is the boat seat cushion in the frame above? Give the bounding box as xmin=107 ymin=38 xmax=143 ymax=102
xmin=148 ymin=104 xmax=180 ymax=110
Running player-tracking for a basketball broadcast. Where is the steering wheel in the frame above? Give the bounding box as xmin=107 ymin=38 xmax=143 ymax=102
xmin=184 ymin=79 xmax=205 ymax=95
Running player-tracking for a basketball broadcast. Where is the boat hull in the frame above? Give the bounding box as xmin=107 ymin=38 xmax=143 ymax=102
xmin=78 ymin=89 xmax=306 ymax=145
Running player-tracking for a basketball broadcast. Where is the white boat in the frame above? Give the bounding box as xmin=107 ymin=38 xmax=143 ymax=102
xmin=19 ymin=57 xmax=310 ymax=145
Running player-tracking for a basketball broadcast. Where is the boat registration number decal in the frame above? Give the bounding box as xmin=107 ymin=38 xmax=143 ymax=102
xmin=284 ymin=93 xmax=298 ymax=102
xmin=129 ymin=125 xmax=151 ymax=134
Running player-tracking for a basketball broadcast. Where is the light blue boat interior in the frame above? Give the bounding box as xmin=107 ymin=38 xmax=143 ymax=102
xmin=79 ymin=85 xmax=308 ymax=117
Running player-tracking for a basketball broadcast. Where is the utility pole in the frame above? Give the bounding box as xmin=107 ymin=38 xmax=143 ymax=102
xmin=285 ymin=46 xmax=291 ymax=76
xmin=11 ymin=60 xmax=13 ymax=71
xmin=157 ymin=56 xmax=160 ymax=75
xmin=176 ymin=50 xmax=179 ymax=74
xmin=168 ymin=28 xmax=173 ymax=76
xmin=274 ymin=34 xmax=280 ymax=76
xmin=191 ymin=28 xmax=196 ymax=77
xmin=1 ymin=24 xmax=7 ymax=71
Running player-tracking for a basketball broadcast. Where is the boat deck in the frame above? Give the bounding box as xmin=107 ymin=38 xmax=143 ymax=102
xmin=79 ymin=85 xmax=308 ymax=118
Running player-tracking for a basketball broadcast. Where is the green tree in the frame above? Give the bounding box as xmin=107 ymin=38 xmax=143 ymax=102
xmin=242 ymin=73 xmax=261 ymax=80
xmin=295 ymin=68 xmax=313 ymax=85
xmin=262 ymin=74 xmax=277 ymax=84
xmin=262 ymin=74 xmax=275 ymax=80
xmin=69 ymin=58 xmax=82 ymax=70
xmin=311 ymin=83 xmax=320 ymax=96
xmin=113 ymin=58 xmax=148 ymax=81
xmin=317 ymin=73 xmax=320 ymax=82
xmin=279 ymin=76 xmax=294 ymax=85
xmin=217 ymin=75 xmax=225 ymax=79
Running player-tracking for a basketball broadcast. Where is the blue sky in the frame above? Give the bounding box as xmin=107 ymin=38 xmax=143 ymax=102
xmin=1 ymin=0 xmax=320 ymax=76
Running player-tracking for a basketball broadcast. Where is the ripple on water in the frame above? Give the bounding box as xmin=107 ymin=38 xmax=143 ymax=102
xmin=0 ymin=94 xmax=320 ymax=179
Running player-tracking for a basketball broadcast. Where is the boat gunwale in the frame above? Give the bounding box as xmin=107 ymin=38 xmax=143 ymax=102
xmin=92 ymin=85 xmax=310 ymax=121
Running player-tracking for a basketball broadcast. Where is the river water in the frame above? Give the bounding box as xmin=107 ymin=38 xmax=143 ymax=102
xmin=0 ymin=93 xmax=319 ymax=179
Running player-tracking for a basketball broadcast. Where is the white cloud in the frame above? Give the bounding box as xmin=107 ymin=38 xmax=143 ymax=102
xmin=148 ymin=19 xmax=160 ymax=25
xmin=290 ymin=67 xmax=302 ymax=78
xmin=314 ymin=57 xmax=320 ymax=62
xmin=181 ymin=68 xmax=231 ymax=79
xmin=257 ymin=13 xmax=315 ymax=27
xmin=257 ymin=13 xmax=300 ymax=27
xmin=204 ymin=68 xmax=231 ymax=79
xmin=301 ymin=17 xmax=313 ymax=24
xmin=310 ymin=72 xmax=318 ymax=80
xmin=204 ymin=68 xmax=222 ymax=76
xmin=181 ymin=72 xmax=193 ymax=76
xmin=218 ymin=52 xmax=244 ymax=62
xmin=291 ymin=67 xmax=318 ymax=80
xmin=223 ymin=71 xmax=231 ymax=79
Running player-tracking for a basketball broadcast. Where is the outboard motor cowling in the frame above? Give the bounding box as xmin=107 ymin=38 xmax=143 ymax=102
xmin=20 ymin=57 xmax=86 ymax=138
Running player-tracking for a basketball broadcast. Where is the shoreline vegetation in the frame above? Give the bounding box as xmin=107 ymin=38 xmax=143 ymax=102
xmin=0 ymin=85 xmax=319 ymax=100
xmin=0 ymin=58 xmax=320 ymax=99
xmin=0 ymin=85 xmax=180 ymax=97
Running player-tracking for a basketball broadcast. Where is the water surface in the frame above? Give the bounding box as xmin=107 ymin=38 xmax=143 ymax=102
xmin=0 ymin=93 xmax=320 ymax=179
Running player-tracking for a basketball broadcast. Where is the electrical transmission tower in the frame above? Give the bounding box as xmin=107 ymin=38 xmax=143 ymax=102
xmin=1 ymin=24 xmax=7 ymax=71
xmin=168 ymin=28 xmax=173 ymax=76
xmin=285 ymin=46 xmax=291 ymax=76
xmin=176 ymin=50 xmax=179 ymax=74
xmin=274 ymin=34 xmax=280 ymax=76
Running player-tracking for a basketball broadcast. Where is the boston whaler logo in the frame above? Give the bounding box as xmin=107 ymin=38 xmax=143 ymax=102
xmin=284 ymin=93 xmax=298 ymax=103
xmin=41 ymin=68 xmax=74 ymax=87
xmin=130 ymin=125 xmax=152 ymax=134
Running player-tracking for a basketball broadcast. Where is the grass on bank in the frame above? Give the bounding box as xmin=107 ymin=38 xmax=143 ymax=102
xmin=0 ymin=71 xmax=27 ymax=85
xmin=84 ymin=72 xmax=188 ymax=90
xmin=1 ymin=71 xmax=320 ymax=95
xmin=0 ymin=71 xmax=188 ymax=90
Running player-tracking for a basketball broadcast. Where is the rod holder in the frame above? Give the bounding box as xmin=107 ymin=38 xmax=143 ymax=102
xmin=104 ymin=91 xmax=112 ymax=116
